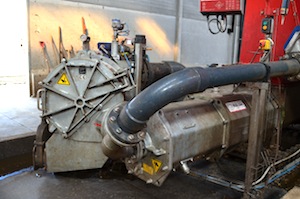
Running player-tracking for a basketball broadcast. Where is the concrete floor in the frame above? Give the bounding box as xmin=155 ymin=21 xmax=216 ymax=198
xmin=0 ymin=83 xmax=40 ymax=141
xmin=0 ymin=83 xmax=41 ymax=175
xmin=0 ymin=167 xmax=245 ymax=199
xmin=0 ymin=161 xmax=291 ymax=199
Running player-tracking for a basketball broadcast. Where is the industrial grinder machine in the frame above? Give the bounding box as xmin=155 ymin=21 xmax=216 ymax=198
xmin=33 ymin=19 xmax=300 ymax=197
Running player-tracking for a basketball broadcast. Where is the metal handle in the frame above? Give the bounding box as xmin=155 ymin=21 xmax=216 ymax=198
xmin=37 ymin=89 xmax=45 ymax=111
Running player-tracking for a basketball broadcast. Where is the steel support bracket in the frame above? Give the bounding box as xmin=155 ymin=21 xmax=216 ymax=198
xmin=243 ymin=82 xmax=270 ymax=199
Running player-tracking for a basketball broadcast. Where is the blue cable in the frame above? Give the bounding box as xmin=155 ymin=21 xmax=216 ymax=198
xmin=254 ymin=157 xmax=300 ymax=190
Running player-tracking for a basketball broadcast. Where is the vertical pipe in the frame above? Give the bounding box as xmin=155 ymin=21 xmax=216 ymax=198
xmin=134 ymin=35 xmax=146 ymax=95
xmin=174 ymin=0 xmax=183 ymax=62
xmin=232 ymin=15 xmax=241 ymax=64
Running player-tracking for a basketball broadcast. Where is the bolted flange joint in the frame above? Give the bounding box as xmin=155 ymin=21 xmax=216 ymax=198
xmin=105 ymin=103 xmax=143 ymax=145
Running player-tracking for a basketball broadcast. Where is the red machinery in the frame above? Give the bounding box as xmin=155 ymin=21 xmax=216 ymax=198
xmin=200 ymin=0 xmax=243 ymax=15
xmin=239 ymin=0 xmax=300 ymax=63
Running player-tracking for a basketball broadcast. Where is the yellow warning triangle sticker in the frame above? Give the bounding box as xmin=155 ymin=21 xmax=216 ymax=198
xmin=57 ymin=73 xmax=70 ymax=85
xmin=152 ymin=159 xmax=162 ymax=173
xmin=142 ymin=163 xmax=154 ymax=175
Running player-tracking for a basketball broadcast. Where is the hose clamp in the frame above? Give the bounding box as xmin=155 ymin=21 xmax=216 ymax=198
xmin=260 ymin=62 xmax=271 ymax=82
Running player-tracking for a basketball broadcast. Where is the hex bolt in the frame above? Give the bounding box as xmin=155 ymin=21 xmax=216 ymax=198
xmin=114 ymin=107 xmax=120 ymax=113
xmin=146 ymin=179 xmax=153 ymax=184
xmin=134 ymin=166 xmax=142 ymax=175
xmin=116 ymin=128 xmax=122 ymax=134
xmin=62 ymin=132 xmax=67 ymax=138
xmin=138 ymin=169 xmax=143 ymax=175
xmin=128 ymin=134 xmax=135 ymax=141
xmin=97 ymin=104 xmax=103 ymax=110
xmin=162 ymin=166 xmax=169 ymax=171
xmin=109 ymin=116 xmax=116 ymax=122
xmin=155 ymin=149 xmax=161 ymax=154
xmin=128 ymin=169 xmax=133 ymax=174
xmin=138 ymin=131 xmax=145 ymax=138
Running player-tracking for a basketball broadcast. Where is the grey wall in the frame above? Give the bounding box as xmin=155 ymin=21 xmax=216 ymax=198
xmin=67 ymin=0 xmax=178 ymax=16
xmin=63 ymin=0 xmax=237 ymax=66
xmin=29 ymin=0 xmax=239 ymax=93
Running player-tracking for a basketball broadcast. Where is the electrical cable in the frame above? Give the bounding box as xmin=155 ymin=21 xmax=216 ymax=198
xmin=218 ymin=15 xmax=227 ymax=33
xmin=187 ymin=148 xmax=300 ymax=193
xmin=99 ymin=44 xmax=118 ymax=64
xmin=0 ymin=167 xmax=33 ymax=181
xmin=250 ymin=47 xmax=261 ymax=63
xmin=254 ymin=156 xmax=300 ymax=190
xmin=188 ymin=169 xmax=245 ymax=193
xmin=260 ymin=51 xmax=271 ymax=62
xmin=267 ymin=158 xmax=300 ymax=183
xmin=252 ymin=148 xmax=300 ymax=186
xmin=207 ymin=15 xmax=227 ymax=34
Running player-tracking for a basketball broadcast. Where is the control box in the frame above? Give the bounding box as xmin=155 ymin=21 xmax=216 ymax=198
xmin=261 ymin=17 xmax=273 ymax=34
xmin=200 ymin=0 xmax=243 ymax=15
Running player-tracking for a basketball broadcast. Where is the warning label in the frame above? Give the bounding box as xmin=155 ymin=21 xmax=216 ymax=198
xmin=142 ymin=159 xmax=163 ymax=175
xmin=152 ymin=159 xmax=162 ymax=173
xmin=57 ymin=73 xmax=70 ymax=85
xmin=142 ymin=163 xmax=154 ymax=175
xmin=225 ymin=100 xmax=246 ymax=113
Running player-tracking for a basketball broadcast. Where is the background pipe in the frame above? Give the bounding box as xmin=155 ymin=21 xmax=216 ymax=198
xmin=142 ymin=61 xmax=185 ymax=89
xmin=116 ymin=59 xmax=300 ymax=136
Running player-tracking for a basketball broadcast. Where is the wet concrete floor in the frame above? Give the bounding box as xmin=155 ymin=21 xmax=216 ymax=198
xmin=0 ymin=158 xmax=289 ymax=199
xmin=0 ymin=167 xmax=243 ymax=199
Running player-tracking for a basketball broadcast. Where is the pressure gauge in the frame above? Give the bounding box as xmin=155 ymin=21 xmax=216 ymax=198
xmin=80 ymin=34 xmax=88 ymax=42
